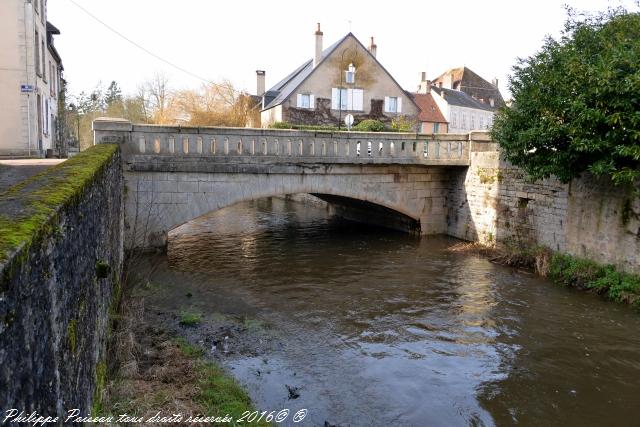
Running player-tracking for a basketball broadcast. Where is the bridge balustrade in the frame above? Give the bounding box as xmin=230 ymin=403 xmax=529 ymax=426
xmin=93 ymin=119 xmax=495 ymax=167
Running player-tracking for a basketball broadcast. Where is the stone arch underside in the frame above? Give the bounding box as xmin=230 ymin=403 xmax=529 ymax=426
xmin=125 ymin=168 xmax=450 ymax=248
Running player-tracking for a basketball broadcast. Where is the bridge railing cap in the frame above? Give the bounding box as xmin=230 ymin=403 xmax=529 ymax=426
xmin=93 ymin=117 xmax=133 ymax=132
xmin=469 ymin=130 xmax=492 ymax=142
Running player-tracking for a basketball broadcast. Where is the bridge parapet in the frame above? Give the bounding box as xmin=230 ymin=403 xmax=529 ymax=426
xmin=93 ymin=118 xmax=492 ymax=167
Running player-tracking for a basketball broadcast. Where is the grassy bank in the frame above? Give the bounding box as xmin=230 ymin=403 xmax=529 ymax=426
xmin=96 ymin=277 xmax=271 ymax=426
xmin=449 ymin=241 xmax=640 ymax=307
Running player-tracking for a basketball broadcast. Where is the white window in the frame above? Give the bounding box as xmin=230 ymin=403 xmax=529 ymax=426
xmin=451 ymin=112 xmax=457 ymax=128
xmin=461 ymin=113 xmax=467 ymax=129
xmin=44 ymin=99 xmax=49 ymax=135
xmin=351 ymin=89 xmax=363 ymax=111
xmin=296 ymin=93 xmax=314 ymax=109
xmin=384 ymin=96 xmax=402 ymax=113
xmin=471 ymin=115 xmax=475 ymax=129
xmin=331 ymin=88 xmax=363 ymax=111
xmin=345 ymin=70 xmax=355 ymax=84
xmin=480 ymin=116 xmax=485 ymax=129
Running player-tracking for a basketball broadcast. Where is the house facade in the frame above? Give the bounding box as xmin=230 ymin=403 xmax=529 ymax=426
xmin=417 ymin=73 xmax=495 ymax=133
xmin=260 ymin=25 xmax=418 ymax=128
xmin=412 ymin=90 xmax=448 ymax=134
xmin=0 ymin=0 xmax=64 ymax=157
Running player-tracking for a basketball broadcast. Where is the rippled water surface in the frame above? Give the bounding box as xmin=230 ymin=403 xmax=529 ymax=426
xmin=136 ymin=197 xmax=640 ymax=427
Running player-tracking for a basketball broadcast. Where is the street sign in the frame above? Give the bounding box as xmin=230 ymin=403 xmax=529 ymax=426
xmin=20 ymin=84 xmax=34 ymax=93
xmin=344 ymin=114 xmax=354 ymax=131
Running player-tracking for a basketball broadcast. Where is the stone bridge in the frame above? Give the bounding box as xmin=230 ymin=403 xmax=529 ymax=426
xmin=93 ymin=118 xmax=492 ymax=247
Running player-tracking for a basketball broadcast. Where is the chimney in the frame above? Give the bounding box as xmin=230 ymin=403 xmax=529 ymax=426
xmin=369 ymin=37 xmax=377 ymax=57
xmin=256 ymin=70 xmax=265 ymax=96
xmin=417 ymin=72 xmax=431 ymax=94
xmin=314 ymin=23 xmax=323 ymax=68
xmin=444 ymin=74 xmax=453 ymax=89
xmin=492 ymin=77 xmax=499 ymax=87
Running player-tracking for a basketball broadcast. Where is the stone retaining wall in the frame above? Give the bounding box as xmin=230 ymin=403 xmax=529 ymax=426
xmin=448 ymin=147 xmax=640 ymax=274
xmin=0 ymin=145 xmax=123 ymax=420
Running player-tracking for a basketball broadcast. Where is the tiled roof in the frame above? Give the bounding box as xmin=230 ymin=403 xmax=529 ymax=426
xmin=412 ymin=93 xmax=447 ymax=123
xmin=432 ymin=66 xmax=504 ymax=110
xmin=431 ymin=87 xmax=494 ymax=112
xmin=262 ymin=36 xmax=348 ymax=111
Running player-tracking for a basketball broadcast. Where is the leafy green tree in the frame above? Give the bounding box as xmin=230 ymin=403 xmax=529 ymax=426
xmin=492 ymin=7 xmax=640 ymax=185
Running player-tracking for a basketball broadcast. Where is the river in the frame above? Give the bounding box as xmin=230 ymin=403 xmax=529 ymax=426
xmin=133 ymin=196 xmax=640 ymax=427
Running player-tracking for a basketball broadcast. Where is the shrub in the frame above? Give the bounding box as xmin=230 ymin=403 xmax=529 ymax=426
xmin=548 ymin=253 xmax=640 ymax=305
xmin=491 ymin=7 xmax=640 ymax=185
xmin=353 ymin=119 xmax=386 ymax=132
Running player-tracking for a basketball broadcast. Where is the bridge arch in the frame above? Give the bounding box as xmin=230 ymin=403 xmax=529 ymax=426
xmin=126 ymin=171 xmax=439 ymax=248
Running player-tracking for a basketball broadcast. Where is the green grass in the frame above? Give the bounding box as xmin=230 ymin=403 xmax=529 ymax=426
xmin=176 ymin=337 xmax=204 ymax=357
xmin=179 ymin=310 xmax=202 ymax=326
xmin=0 ymin=144 xmax=119 ymax=265
xmin=549 ymin=253 xmax=640 ymax=306
xmin=176 ymin=342 xmax=272 ymax=426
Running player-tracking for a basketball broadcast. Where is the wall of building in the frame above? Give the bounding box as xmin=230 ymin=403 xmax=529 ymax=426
xmin=430 ymin=91 xmax=494 ymax=133
xmin=0 ymin=145 xmax=123 ymax=416
xmin=270 ymin=34 xmax=418 ymax=127
xmin=447 ymin=141 xmax=640 ymax=274
xmin=420 ymin=122 xmax=448 ymax=134
xmin=0 ymin=0 xmax=60 ymax=157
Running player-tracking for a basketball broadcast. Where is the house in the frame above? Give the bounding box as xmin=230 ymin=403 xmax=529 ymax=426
xmin=417 ymin=73 xmax=495 ymax=133
xmin=0 ymin=0 xmax=64 ymax=157
xmin=431 ymin=66 xmax=504 ymax=110
xmin=259 ymin=24 xmax=418 ymax=128
xmin=412 ymin=81 xmax=448 ymax=134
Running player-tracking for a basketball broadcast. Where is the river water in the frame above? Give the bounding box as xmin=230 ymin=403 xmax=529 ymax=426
xmin=135 ymin=197 xmax=640 ymax=427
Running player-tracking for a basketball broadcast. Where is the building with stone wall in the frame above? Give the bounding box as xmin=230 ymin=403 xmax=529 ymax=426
xmin=432 ymin=66 xmax=504 ymax=109
xmin=259 ymin=24 xmax=418 ymax=129
xmin=0 ymin=0 xmax=64 ymax=157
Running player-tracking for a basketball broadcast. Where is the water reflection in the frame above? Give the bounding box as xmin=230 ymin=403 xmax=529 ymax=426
xmin=133 ymin=196 xmax=640 ymax=427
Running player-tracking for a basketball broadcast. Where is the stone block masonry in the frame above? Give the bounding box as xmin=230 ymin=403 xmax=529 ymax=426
xmin=0 ymin=145 xmax=123 ymax=420
xmin=93 ymin=118 xmax=639 ymax=275
xmin=448 ymin=146 xmax=640 ymax=274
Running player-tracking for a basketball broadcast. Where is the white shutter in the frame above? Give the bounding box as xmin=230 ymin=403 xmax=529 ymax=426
xmin=296 ymin=94 xmax=302 ymax=108
xmin=384 ymin=96 xmax=390 ymax=113
xmin=353 ymin=89 xmax=363 ymax=111
xmin=309 ymin=94 xmax=315 ymax=109
xmin=397 ymin=97 xmax=402 ymax=113
xmin=346 ymin=89 xmax=353 ymax=110
xmin=331 ymin=88 xmax=338 ymax=109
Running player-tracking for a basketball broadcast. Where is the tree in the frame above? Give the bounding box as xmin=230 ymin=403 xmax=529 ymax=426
xmin=169 ymin=80 xmax=254 ymax=127
xmin=104 ymin=81 xmax=123 ymax=108
xmin=491 ymin=7 xmax=640 ymax=185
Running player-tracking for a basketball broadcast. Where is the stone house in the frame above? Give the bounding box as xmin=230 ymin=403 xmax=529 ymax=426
xmin=417 ymin=73 xmax=495 ymax=133
xmin=0 ymin=0 xmax=64 ymax=157
xmin=259 ymin=24 xmax=418 ymax=128
xmin=431 ymin=66 xmax=504 ymax=110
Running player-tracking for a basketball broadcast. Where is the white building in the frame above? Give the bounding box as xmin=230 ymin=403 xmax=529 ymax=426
xmin=0 ymin=0 xmax=64 ymax=157
xmin=429 ymin=86 xmax=494 ymax=133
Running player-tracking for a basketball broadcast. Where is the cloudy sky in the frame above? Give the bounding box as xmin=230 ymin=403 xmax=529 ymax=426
xmin=49 ymin=0 xmax=638 ymax=99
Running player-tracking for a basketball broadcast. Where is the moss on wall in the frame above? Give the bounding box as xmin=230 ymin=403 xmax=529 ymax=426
xmin=0 ymin=144 xmax=119 ymax=269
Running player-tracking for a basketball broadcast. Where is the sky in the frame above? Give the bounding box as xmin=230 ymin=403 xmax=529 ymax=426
xmin=48 ymin=0 xmax=638 ymax=100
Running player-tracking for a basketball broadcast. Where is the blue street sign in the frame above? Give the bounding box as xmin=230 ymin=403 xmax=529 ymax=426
xmin=20 ymin=84 xmax=34 ymax=93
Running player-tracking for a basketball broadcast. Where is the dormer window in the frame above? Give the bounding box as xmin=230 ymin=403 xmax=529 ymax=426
xmin=345 ymin=63 xmax=356 ymax=84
